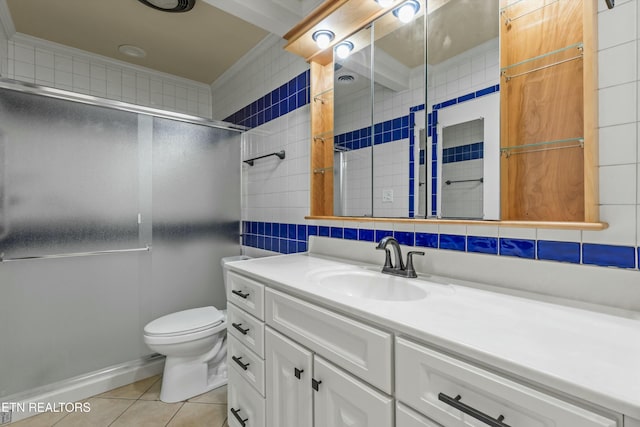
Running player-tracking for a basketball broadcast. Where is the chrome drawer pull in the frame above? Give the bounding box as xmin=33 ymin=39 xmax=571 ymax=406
xmin=232 ymin=322 xmax=250 ymax=335
xmin=438 ymin=393 xmax=511 ymax=427
xmin=294 ymin=368 xmax=304 ymax=379
xmin=232 ymin=289 xmax=250 ymax=299
xmin=232 ymin=355 xmax=250 ymax=371
xmin=230 ymin=407 xmax=248 ymax=427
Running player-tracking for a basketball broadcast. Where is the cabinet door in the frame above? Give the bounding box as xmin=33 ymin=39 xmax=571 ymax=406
xmin=313 ymin=356 xmax=393 ymax=427
xmin=266 ymin=327 xmax=312 ymax=427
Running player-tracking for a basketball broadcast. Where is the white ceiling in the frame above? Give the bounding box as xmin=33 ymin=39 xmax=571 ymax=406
xmin=2 ymin=0 xmax=324 ymax=84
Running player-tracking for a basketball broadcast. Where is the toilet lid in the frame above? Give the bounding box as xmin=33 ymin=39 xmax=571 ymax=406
xmin=144 ymin=306 xmax=224 ymax=336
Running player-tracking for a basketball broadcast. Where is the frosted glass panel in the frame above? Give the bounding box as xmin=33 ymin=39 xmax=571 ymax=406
xmin=0 ymin=89 xmax=139 ymax=258
xmin=0 ymin=254 xmax=144 ymax=398
xmin=0 ymin=85 xmax=241 ymax=399
xmin=151 ymin=117 xmax=241 ymax=318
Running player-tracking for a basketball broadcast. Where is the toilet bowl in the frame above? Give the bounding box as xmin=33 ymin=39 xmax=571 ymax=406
xmin=143 ymin=255 xmax=251 ymax=403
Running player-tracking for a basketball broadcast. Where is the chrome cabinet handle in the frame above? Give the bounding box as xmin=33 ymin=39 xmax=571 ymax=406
xmin=232 ymin=322 xmax=249 ymax=335
xmin=438 ymin=393 xmax=511 ymax=427
xmin=232 ymin=289 xmax=249 ymax=299
xmin=232 ymin=355 xmax=250 ymax=371
xmin=230 ymin=407 xmax=248 ymax=426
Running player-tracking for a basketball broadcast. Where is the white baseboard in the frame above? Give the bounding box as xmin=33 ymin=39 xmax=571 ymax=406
xmin=1 ymin=355 xmax=165 ymax=424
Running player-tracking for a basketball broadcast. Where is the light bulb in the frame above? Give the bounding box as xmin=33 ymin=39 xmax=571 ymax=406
xmin=316 ymin=33 xmax=331 ymax=49
xmin=376 ymin=0 xmax=394 ymax=7
xmin=312 ymin=30 xmax=335 ymax=50
xmin=397 ymin=3 xmax=416 ymax=22
xmin=335 ymin=42 xmax=354 ymax=60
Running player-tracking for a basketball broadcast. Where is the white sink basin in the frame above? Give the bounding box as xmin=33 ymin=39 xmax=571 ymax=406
xmin=307 ymin=268 xmax=431 ymax=301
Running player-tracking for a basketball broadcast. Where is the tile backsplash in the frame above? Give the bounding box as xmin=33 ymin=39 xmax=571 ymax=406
xmin=214 ymin=3 xmax=640 ymax=278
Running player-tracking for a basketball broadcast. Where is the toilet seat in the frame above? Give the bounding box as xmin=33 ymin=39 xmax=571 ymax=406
xmin=144 ymin=307 xmax=226 ymax=345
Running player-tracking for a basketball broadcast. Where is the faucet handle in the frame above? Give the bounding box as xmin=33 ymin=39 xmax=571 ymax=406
xmin=405 ymin=251 xmax=425 ymax=278
xmin=376 ymin=246 xmax=394 ymax=269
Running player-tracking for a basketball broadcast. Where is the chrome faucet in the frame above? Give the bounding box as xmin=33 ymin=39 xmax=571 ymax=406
xmin=375 ymin=236 xmax=424 ymax=278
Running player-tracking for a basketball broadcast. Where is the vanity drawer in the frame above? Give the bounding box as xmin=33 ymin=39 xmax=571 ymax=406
xmin=396 ymin=402 xmax=441 ymax=427
xmin=228 ymin=367 xmax=265 ymax=427
xmin=265 ymin=288 xmax=392 ymax=394
xmin=228 ymin=334 xmax=265 ymax=397
xmin=227 ymin=272 xmax=264 ymax=320
xmin=396 ymin=338 xmax=617 ymax=427
xmin=228 ymin=303 xmax=265 ymax=358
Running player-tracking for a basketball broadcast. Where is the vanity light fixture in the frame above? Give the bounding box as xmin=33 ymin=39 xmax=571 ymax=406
xmin=312 ymin=30 xmax=335 ymax=50
xmin=393 ymin=0 xmax=420 ymax=23
xmin=335 ymin=41 xmax=354 ymax=59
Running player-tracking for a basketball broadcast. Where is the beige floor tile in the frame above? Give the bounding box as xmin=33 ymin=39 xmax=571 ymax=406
xmin=166 ymin=403 xmax=226 ymax=427
xmin=52 ymin=398 xmax=133 ymax=427
xmin=138 ymin=377 xmax=162 ymax=401
xmin=188 ymin=385 xmax=227 ymax=404
xmin=97 ymin=375 xmax=160 ymax=400
xmin=8 ymin=410 xmax=67 ymax=427
xmin=109 ymin=400 xmax=182 ymax=427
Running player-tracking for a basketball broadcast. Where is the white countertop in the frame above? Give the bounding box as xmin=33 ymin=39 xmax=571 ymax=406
xmin=227 ymin=253 xmax=640 ymax=418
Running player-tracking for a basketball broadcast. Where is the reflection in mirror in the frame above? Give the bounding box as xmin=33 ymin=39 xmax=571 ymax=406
xmin=440 ymin=119 xmax=484 ymax=219
xmin=333 ymin=25 xmax=373 ymax=217
xmin=373 ymin=4 xmax=425 ymax=218
xmin=426 ymin=0 xmax=499 ymax=219
xmin=332 ymin=1 xmax=426 ymax=218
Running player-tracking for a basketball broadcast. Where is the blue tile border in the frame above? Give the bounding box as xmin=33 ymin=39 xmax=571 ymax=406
xmin=467 ymin=236 xmax=498 ymax=255
xmin=537 ymin=240 xmax=580 ymax=264
xmin=499 ymin=238 xmax=535 ymax=259
xmin=242 ymin=221 xmax=640 ymax=272
xmin=224 ymin=70 xmax=311 ymax=129
xmin=583 ymin=243 xmax=636 ymax=269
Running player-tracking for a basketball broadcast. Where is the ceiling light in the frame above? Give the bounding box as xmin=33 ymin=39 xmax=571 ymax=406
xmin=118 ymin=44 xmax=147 ymax=58
xmin=393 ymin=0 xmax=420 ymax=23
xmin=335 ymin=41 xmax=354 ymax=60
xmin=137 ymin=0 xmax=195 ymax=12
xmin=375 ymin=0 xmax=395 ymax=7
xmin=312 ymin=30 xmax=335 ymax=50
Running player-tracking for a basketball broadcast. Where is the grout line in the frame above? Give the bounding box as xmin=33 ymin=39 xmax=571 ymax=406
xmin=105 ymin=399 xmax=137 ymax=427
xmin=162 ymin=402 xmax=185 ymax=427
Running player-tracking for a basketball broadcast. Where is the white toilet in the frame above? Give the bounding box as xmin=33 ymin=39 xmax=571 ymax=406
xmin=143 ymin=255 xmax=251 ymax=403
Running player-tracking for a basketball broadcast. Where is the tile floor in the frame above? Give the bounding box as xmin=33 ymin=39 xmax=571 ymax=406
xmin=9 ymin=376 xmax=228 ymax=427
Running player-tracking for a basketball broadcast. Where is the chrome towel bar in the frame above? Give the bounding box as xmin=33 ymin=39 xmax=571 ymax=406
xmin=0 ymin=245 xmax=151 ymax=262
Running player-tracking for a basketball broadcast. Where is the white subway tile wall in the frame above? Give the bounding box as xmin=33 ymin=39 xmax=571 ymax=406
xmin=227 ymin=2 xmax=639 ymax=272
xmin=5 ymin=35 xmax=212 ymax=118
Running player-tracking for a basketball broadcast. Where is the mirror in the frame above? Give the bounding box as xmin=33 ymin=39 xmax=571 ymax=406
xmin=331 ymin=0 xmax=499 ymax=219
xmin=333 ymin=2 xmax=426 ymax=217
xmin=333 ymin=25 xmax=374 ymax=217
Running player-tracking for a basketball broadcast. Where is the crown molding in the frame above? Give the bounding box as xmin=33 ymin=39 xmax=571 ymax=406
xmin=0 ymin=0 xmax=16 ymax=39
xmin=11 ymin=33 xmax=212 ymax=90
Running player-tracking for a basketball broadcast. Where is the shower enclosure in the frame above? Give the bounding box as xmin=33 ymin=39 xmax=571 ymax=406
xmin=0 ymin=80 xmax=242 ymax=401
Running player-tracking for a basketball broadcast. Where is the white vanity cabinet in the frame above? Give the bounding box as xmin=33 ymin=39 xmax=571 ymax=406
xmin=226 ymin=258 xmax=635 ymax=427
xmin=396 ymin=337 xmax=618 ymax=427
xmin=266 ymin=325 xmax=394 ymax=427
xmin=226 ymin=271 xmax=266 ymax=427
xmin=264 ymin=287 xmax=394 ymax=427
